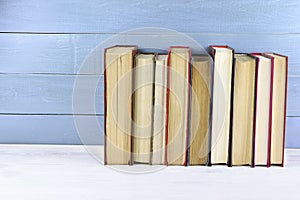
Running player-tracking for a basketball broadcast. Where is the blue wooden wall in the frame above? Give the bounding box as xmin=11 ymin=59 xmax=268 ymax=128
xmin=0 ymin=0 xmax=299 ymax=147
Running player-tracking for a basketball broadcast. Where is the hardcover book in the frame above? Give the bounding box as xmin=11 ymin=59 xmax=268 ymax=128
xmin=104 ymin=45 xmax=137 ymax=165
xmin=152 ymin=54 xmax=168 ymax=165
xmin=264 ymin=53 xmax=288 ymax=167
xmin=165 ymin=46 xmax=191 ymax=166
xmin=229 ymin=54 xmax=257 ymax=166
xmin=132 ymin=53 xmax=155 ymax=164
xmin=208 ymin=45 xmax=234 ymax=165
xmin=189 ymin=55 xmax=211 ymax=165
xmin=251 ymin=53 xmax=273 ymax=167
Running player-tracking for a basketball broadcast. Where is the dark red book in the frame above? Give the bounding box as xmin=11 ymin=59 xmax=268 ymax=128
xmin=263 ymin=53 xmax=288 ymax=167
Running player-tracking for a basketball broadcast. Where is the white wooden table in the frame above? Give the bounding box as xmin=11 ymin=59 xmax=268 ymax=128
xmin=0 ymin=145 xmax=299 ymax=200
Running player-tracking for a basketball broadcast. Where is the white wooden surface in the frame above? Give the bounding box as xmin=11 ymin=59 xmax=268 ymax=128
xmin=0 ymin=145 xmax=299 ymax=200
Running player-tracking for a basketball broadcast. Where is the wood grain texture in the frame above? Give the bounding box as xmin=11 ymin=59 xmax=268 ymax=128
xmin=0 ymin=34 xmax=109 ymax=74
xmin=0 ymin=115 xmax=103 ymax=144
xmin=286 ymin=117 xmax=300 ymax=148
xmin=286 ymin=76 xmax=300 ymax=116
xmin=0 ymin=33 xmax=299 ymax=75
xmin=1 ymin=145 xmax=300 ymax=200
xmin=0 ymin=73 xmax=298 ymax=116
xmin=0 ymin=74 xmax=103 ymax=114
xmin=0 ymin=34 xmax=298 ymax=115
xmin=0 ymin=0 xmax=299 ymax=33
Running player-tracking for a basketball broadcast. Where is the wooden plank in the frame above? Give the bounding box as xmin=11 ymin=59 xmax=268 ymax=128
xmin=286 ymin=117 xmax=300 ymax=148
xmin=0 ymin=115 xmax=297 ymax=147
xmin=1 ymin=146 xmax=300 ymax=200
xmin=0 ymin=115 xmax=103 ymax=144
xmin=0 ymin=74 xmax=299 ymax=116
xmin=0 ymin=34 xmax=109 ymax=74
xmin=1 ymin=33 xmax=300 ymax=75
xmin=287 ymin=76 xmax=300 ymax=117
xmin=0 ymin=0 xmax=299 ymax=33
xmin=0 ymin=74 xmax=103 ymax=114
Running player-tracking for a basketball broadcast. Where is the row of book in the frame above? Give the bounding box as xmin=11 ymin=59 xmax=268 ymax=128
xmin=104 ymin=45 xmax=288 ymax=167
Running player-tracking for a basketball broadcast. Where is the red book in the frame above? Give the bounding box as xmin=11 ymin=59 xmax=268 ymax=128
xmin=263 ymin=53 xmax=288 ymax=167
xmin=104 ymin=45 xmax=137 ymax=165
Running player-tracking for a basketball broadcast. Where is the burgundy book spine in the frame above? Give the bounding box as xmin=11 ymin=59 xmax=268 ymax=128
xmin=164 ymin=49 xmax=171 ymax=166
xmin=104 ymin=48 xmax=107 ymax=165
xmin=282 ymin=55 xmax=288 ymax=167
xmin=263 ymin=53 xmax=288 ymax=167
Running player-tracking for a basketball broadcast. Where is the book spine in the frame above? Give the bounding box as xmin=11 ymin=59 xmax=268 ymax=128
xmin=251 ymin=53 xmax=274 ymax=167
xmin=282 ymin=56 xmax=288 ymax=167
xmin=262 ymin=53 xmax=288 ymax=167
xmin=104 ymin=48 xmax=108 ymax=165
xmin=208 ymin=45 xmax=234 ymax=166
xmin=266 ymin=57 xmax=275 ymax=168
xmin=251 ymin=56 xmax=259 ymax=168
xmin=206 ymin=45 xmax=216 ymax=166
xmin=227 ymin=52 xmax=236 ymax=167
xmin=104 ymin=45 xmax=137 ymax=165
xmin=185 ymin=48 xmax=191 ymax=166
xmin=270 ymin=53 xmax=288 ymax=167
xmin=129 ymin=48 xmax=138 ymax=165
xmin=207 ymin=46 xmax=216 ymax=166
xmin=165 ymin=46 xmax=190 ymax=166
xmin=164 ymin=49 xmax=171 ymax=166
xmin=149 ymin=55 xmax=156 ymax=165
